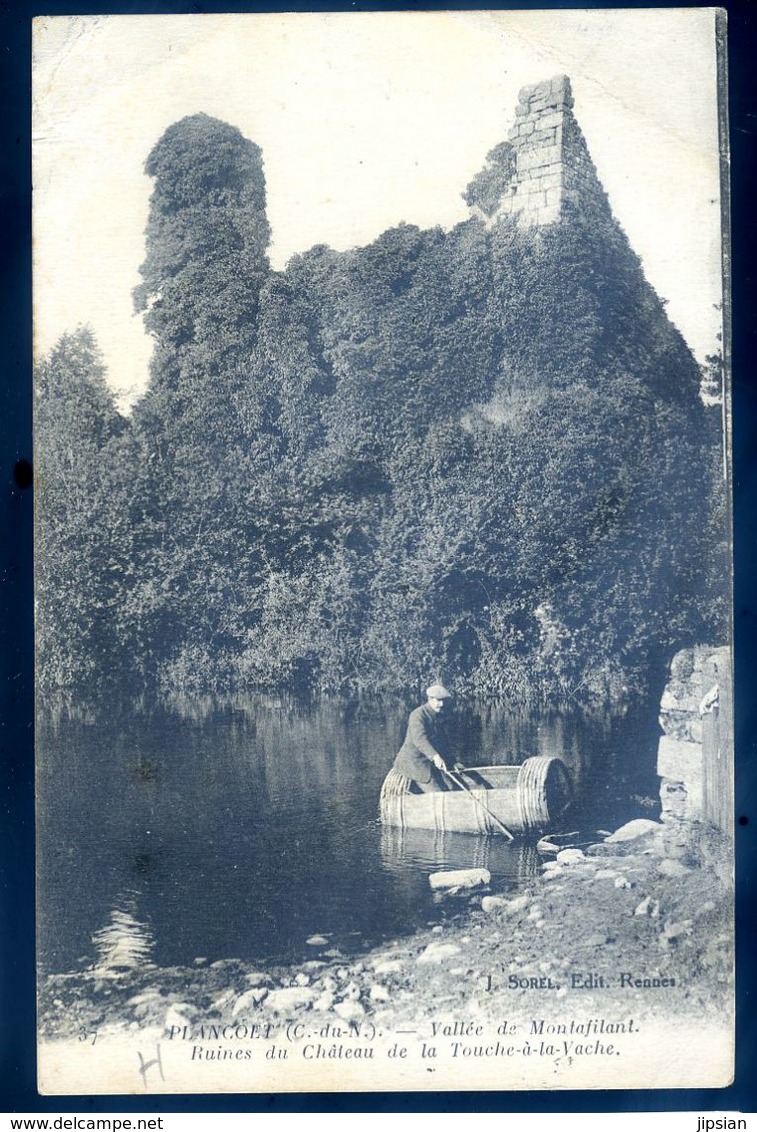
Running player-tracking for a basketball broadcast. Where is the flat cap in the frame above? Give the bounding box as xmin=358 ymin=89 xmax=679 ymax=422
xmin=426 ymin=683 xmax=453 ymax=700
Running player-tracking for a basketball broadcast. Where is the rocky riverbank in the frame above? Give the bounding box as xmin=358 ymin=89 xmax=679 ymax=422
xmin=40 ymin=816 xmax=733 ymax=1046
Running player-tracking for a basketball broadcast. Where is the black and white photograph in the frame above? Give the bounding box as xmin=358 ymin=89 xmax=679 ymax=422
xmin=32 ymin=9 xmax=733 ymax=1094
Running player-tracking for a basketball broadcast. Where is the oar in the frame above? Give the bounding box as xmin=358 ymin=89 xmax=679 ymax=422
xmin=440 ymin=766 xmax=515 ymax=841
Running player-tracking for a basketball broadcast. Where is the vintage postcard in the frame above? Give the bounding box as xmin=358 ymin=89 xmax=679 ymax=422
xmin=33 ymin=10 xmax=732 ymax=1094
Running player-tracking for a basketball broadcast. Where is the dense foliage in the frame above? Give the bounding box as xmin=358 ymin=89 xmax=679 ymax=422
xmin=35 ymin=115 xmax=726 ymax=707
xmin=35 ymin=329 xmax=128 ymax=701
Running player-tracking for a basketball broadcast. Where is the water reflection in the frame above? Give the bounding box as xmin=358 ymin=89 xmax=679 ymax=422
xmin=380 ymin=824 xmax=541 ymax=886
xmin=37 ymin=697 xmax=656 ymax=975
xmin=91 ymin=894 xmax=155 ymax=974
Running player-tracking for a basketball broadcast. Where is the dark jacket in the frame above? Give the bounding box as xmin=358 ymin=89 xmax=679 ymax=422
xmin=392 ymin=703 xmax=450 ymax=784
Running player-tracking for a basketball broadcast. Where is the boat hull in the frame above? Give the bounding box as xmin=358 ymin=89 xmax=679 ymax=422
xmin=379 ymin=757 xmax=572 ymax=836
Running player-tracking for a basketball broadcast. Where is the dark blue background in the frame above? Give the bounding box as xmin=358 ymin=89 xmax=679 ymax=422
xmin=2 ymin=0 xmax=755 ymax=1114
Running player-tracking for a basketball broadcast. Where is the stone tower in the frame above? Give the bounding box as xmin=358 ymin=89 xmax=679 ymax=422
xmin=468 ymin=75 xmax=613 ymax=228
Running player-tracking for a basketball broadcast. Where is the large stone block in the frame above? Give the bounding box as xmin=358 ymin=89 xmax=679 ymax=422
xmin=659 ymin=777 xmax=703 ymax=823
xmin=535 ymin=110 xmax=565 ymax=131
xmin=659 ymin=686 xmax=701 ymax=713
xmin=658 ymin=710 xmax=703 ymax=743
xmin=520 ymin=80 xmax=551 ymax=104
xmin=518 ymin=145 xmax=561 ymax=173
xmin=668 ymin=644 xmax=728 ymax=695
xmin=522 ymin=190 xmax=549 ymax=212
xmin=518 ymin=82 xmax=537 ymax=102
xmin=550 ymin=74 xmax=574 ymax=104
xmin=536 ymin=170 xmax=562 ymax=191
xmin=669 ymin=646 xmax=697 ymax=681
xmin=524 ymin=167 xmax=550 ymax=181
xmin=530 ymin=130 xmax=558 ymax=148
xmin=657 ymin=734 xmax=704 ymax=787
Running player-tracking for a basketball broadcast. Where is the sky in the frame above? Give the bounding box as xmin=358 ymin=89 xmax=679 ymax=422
xmin=32 ymin=10 xmax=724 ymax=412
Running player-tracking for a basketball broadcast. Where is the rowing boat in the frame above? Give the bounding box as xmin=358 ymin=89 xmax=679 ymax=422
xmin=379 ymin=756 xmax=572 ymax=836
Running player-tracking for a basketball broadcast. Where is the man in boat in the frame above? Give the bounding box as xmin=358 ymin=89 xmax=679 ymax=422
xmin=392 ymin=683 xmax=465 ymax=792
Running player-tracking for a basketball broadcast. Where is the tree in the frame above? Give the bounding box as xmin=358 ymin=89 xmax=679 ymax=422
xmin=127 ymin=114 xmax=273 ymax=691
xmin=35 ymin=328 xmax=129 ymax=702
xmin=133 ymin=115 xmax=269 ymax=369
xmin=40 ymin=112 xmax=722 ymax=707
xmin=463 ymin=141 xmax=516 ymax=218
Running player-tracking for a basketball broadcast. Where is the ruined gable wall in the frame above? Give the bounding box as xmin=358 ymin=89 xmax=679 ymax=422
xmin=474 ymin=75 xmax=614 ymax=229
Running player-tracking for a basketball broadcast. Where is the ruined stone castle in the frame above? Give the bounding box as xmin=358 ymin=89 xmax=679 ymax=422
xmin=467 ymin=74 xmax=612 ymax=228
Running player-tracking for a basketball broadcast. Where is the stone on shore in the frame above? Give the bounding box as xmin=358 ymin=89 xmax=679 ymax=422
xmin=429 ymin=868 xmax=491 ymax=890
xmin=373 ymin=958 xmax=404 ymax=976
xmin=232 ymin=987 xmax=267 ymax=1015
xmin=416 ymin=941 xmax=462 ymax=965
xmin=265 ymin=986 xmax=317 ymax=1012
xmin=481 ymin=895 xmax=509 ymax=913
xmin=634 ymin=895 xmax=660 ymax=918
xmin=164 ymin=1004 xmax=194 ymax=1030
xmin=658 ymin=858 xmax=694 ymax=877
xmin=662 ymin=919 xmax=692 ymax=942
xmin=210 ymin=990 xmax=237 ymax=1013
xmin=606 ymin=819 xmax=663 ymax=843
xmin=507 ymin=895 xmax=530 ymax=913
xmin=334 ymin=999 xmax=365 ymax=1021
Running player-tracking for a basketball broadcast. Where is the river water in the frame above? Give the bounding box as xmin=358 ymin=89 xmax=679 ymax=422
xmin=36 ymin=697 xmax=661 ymax=977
